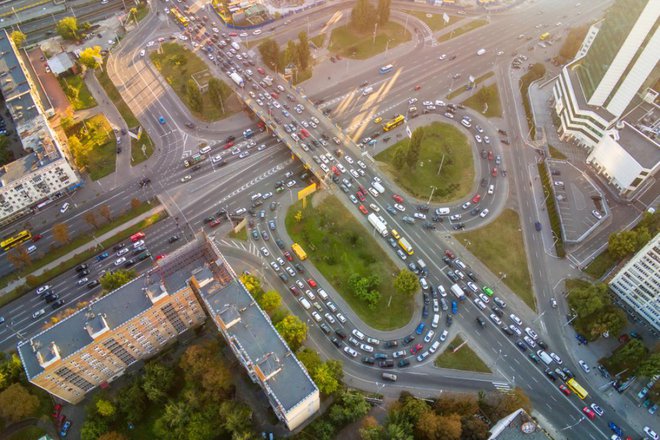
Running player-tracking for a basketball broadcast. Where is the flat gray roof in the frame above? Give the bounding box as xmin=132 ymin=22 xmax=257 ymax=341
xmin=0 ymin=31 xmax=31 ymax=101
xmin=616 ymin=122 xmax=660 ymax=169
xmin=566 ymin=61 xmax=616 ymax=122
xmin=489 ymin=409 xmax=552 ymax=440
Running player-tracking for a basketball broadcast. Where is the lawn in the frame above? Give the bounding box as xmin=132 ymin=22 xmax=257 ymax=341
xmin=404 ymin=10 xmax=463 ymax=32
xmin=58 ymin=74 xmax=97 ymax=110
xmin=329 ymin=22 xmax=411 ymax=60
xmin=96 ymin=65 xmax=154 ymax=165
xmin=285 ymin=197 xmax=413 ymax=330
xmin=310 ymin=33 xmax=325 ymax=48
xmin=461 ymin=83 xmax=502 ymax=118
xmin=66 ymin=114 xmax=116 ymax=180
xmin=548 ymin=145 xmax=567 ymax=160
xmin=520 ymin=64 xmax=546 ymax=139
xmin=437 ymin=19 xmax=488 ymax=43
xmin=150 ymin=43 xmax=241 ymax=122
xmin=375 ymin=122 xmax=473 ymax=203
xmin=456 ymin=209 xmax=535 ymax=310
xmin=447 ymin=71 xmax=494 ymax=100
xmin=434 ymin=336 xmax=491 ymax=373
xmin=229 ymin=226 xmax=248 ymax=241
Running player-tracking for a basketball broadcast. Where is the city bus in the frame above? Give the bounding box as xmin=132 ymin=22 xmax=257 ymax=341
xmin=566 ymin=378 xmax=589 ymax=400
xmin=397 ymin=237 xmax=414 ymax=255
xmin=379 ymin=64 xmax=393 ymax=74
xmin=383 ymin=115 xmax=405 ymax=132
xmin=540 ymin=32 xmax=550 ymax=41
xmin=1 ymin=230 xmax=32 ymax=251
xmin=171 ymin=8 xmax=190 ymax=27
xmin=291 ymin=243 xmax=307 ymax=260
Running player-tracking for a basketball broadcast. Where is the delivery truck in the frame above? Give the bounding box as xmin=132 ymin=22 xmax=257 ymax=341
xmin=450 ymin=283 xmax=465 ymax=301
xmin=367 ymin=213 xmax=389 ymax=237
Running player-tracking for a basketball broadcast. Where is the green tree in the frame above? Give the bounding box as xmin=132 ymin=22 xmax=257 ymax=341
xmin=297 ymin=32 xmax=311 ymax=70
xmin=179 ymin=342 xmax=233 ymax=401
xmin=477 ymin=86 xmax=493 ymax=106
xmin=79 ymin=45 xmax=103 ymax=70
xmin=258 ymin=38 xmax=280 ymax=70
xmin=258 ymin=290 xmax=281 ymax=314
xmin=219 ymin=400 xmax=253 ymax=436
xmin=360 ymin=416 xmax=385 ymax=440
xmin=9 ymin=31 xmax=26 ymax=48
xmin=284 ymin=39 xmax=298 ymax=67
xmin=558 ymin=24 xmax=589 ymax=61
xmin=0 ymin=353 xmax=24 ymax=390
xmin=394 ymin=269 xmax=418 ymax=296
xmin=96 ymin=398 xmax=116 ymax=418
xmin=100 ymin=269 xmax=137 ymax=292
xmin=116 ymin=379 xmax=147 ymax=422
xmin=348 ymin=273 xmax=381 ymax=308
xmin=608 ymin=230 xmax=638 ymax=259
xmin=392 ymin=145 xmax=407 ymax=169
xmin=406 ymin=127 xmax=424 ymax=168
xmin=68 ymin=135 xmax=88 ymax=167
xmin=350 ymin=0 xmax=376 ymax=33
xmin=313 ymin=362 xmax=342 ymax=395
xmin=98 ymin=432 xmax=128 ymax=440
xmin=80 ymin=418 xmax=109 ymax=440
xmin=567 ymin=283 xmax=609 ymax=319
xmin=0 ymin=383 xmax=39 ymax=422
xmin=399 ymin=393 xmax=429 ymax=424
xmin=57 ymin=16 xmax=79 ymax=40
xmin=275 ymin=314 xmax=308 ymax=351
xmin=240 ymin=273 xmax=263 ymax=296
xmin=297 ymin=348 xmax=322 ymax=373
xmin=609 ymin=339 xmax=648 ymax=374
xmin=186 ymin=79 xmax=203 ymax=112
xmin=377 ymin=0 xmax=391 ymax=26
xmin=142 ymin=362 xmax=175 ymax=402
xmin=588 ymin=306 xmax=627 ymax=339
xmin=329 ymin=390 xmax=370 ymax=425
xmin=637 ymin=352 xmax=660 ymax=378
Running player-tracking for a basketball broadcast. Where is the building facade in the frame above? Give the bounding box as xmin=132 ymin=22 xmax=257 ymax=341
xmin=609 ymin=233 xmax=660 ymax=332
xmin=0 ymin=30 xmax=79 ymax=226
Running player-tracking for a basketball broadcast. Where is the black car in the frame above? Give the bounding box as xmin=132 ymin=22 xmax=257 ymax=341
xmin=431 ymin=215 xmax=443 ymax=223
xmin=422 ymin=304 xmax=429 ymax=318
xmin=403 ymin=334 xmax=415 ymax=345
xmin=446 ymin=315 xmax=453 ymax=327
xmin=476 ymin=317 xmax=486 ymax=328
xmin=330 ymin=337 xmax=342 ymax=348
xmin=261 ymin=230 xmax=269 ymax=241
xmin=423 ymin=292 xmax=430 ymax=304
xmin=51 ymin=299 xmax=65 ymax=310
xmin=398 ymin=359 xmax=410 ymax=368
xmin=544 ymin=368 xmax=557 ymax=381
xmin=416 ymin=205 xmax=430 ymax=212
xmin=294 ymin=263 xmax=304 ymax=273
xmin=442 ymin=256 xmax=453 ymax=265
xmin=87 ymin=280 xmax=100 ymax=289
xmin=76 ymin=264 xmax=89 ymax=272
xmin=385 ymin=340 xmax=399 ymax=348
xmin=501 ymin=326 xmax=515 ymax=336
xmin=124 ymin=259 xmax=136 ymax=268
xmin=139 ymin=178 xmax=152 ymax=187
xmin=168 ymin=235 xmax=179 ymax=244
xmin=44 ymin=293 xmax=60 ymax=303
xmin=515 ymin=340 xmax=527 ymax=351
xmin=378 ymin=360 xmax=394 ymax=368
xmin=491 ymin=306 xmax=504 ymax=317
xmin=422 ymin=222 xmax=436 ymax=230
xmin=446 ymin=270 xmax=459 ymax=282
xmin=278 ymin=273 xmax=288 ymax=282
xmin=77 ymin=270 xmax=90 ymax=278
xmin=133 ymin=247 xmax=146 ymax=255
xmin=562 ymin=368 xmax=574 ymax=379
xmin=226 ymin=135 xmax=236 ymax=142
xmin=470 ymin=208 xmax=480 ymax=216
xmin=362 ymin=356 xmax=375 ymax=365
xmin=467 ymin=272 xmax=478 ymax=282
xmin=216 ymin=208 xmax=227 ymax=217
xmin=538 ymin=340 xmax=548 ymax=350
xmin=275 ymin=239 xmax=285 ymax=250
xmin=335 ymin=329 xmax=347 ymax=339
xmin=319 ymin=323 xmax=331 ymax=334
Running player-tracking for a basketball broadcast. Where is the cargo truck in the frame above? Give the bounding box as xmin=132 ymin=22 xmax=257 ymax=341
xmin=367 ymin=213 xmax=389 ymax=237
xmin=450 ymin=283 xmax=465 ymax=301
xmin=229 ymin=72 xmax=244 ymax=88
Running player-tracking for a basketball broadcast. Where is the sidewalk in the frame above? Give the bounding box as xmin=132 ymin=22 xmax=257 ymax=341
xmin=0 ymin=205 xmax=164 ymax=297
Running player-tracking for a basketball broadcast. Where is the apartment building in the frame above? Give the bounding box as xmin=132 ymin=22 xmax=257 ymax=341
xmin=609 ymin=233 xmax=660 ymax=332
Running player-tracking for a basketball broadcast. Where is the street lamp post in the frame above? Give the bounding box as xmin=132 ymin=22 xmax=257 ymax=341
xmin=427 ymin=186 xmax=437 ymax=206
xmin=372 ymin=22 xmax=378 ymax=45
xmin=564 ymin=309 xmax=578 ymax=327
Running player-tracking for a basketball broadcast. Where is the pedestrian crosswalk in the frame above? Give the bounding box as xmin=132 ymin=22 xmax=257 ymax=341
xmin=216 ymin=238 xmax=261 ymax=258
xmin=492 ymin=381 xmax=513 ymax=393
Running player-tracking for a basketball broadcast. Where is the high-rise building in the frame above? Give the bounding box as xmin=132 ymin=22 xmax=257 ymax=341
xmin=609 ymin=233 xmax=660 ymax=332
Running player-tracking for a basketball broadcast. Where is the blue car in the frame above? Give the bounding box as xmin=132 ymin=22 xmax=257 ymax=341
xmin=158 ymin=116 xmax=166 ymax=124
xmin=60 ymin=420 xmax=72 ymax=437
xmin=451 ymin=301 xmax=458 ymax=314
xmin=415 ymin=322 xmax=425 ymax=335
xmin=96 ymin=252 xmax=109 ymax=261
xmin=608 ymin=422 xmax=622 ymax=437
xmin=576 ymin=334 xmax=588 ymax=345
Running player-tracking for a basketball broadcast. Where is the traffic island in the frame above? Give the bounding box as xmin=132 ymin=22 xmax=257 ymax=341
xmin=328 ymin=22 xmax=411 ymax=60
xmin=403 ymin=10 xmax=464 ymax=32
xmin=64 ymin=114 xmax=116 ymax=180
xmin=461 ymin=83 xmax=503 ymax=118
xmin=375 ymin=122 xmax=474 ymax=203
xmin=456 ymin=209 xmax=535 ymax=310
xmin=434 ymin=335 xmax=491 ymax=373
xmin=285 ymin=196 xmax=413 ymax=330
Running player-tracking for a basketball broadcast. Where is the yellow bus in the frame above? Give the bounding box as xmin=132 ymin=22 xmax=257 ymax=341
xmin=397 ymin=237 xmax=414 ymax=255
xmin=383 ymin=115 xmax=405 ymax=132
xmin=1 ymin=230 xmax=32 ymax=251
xmin=171 ymin=8 xmax=189 ymax=27
xmin=567 ymin=378 xmax=588 ymax=400
xmin=540 ymin=32 xmax=550 ymax=41
xmin=291 ymin=243 xmax=307 ymax=260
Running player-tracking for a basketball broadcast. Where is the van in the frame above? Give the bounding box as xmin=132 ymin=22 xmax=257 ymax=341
xmin=435 ymin=207 xmax=450 ymax=215
xmin=372 ymin=182 xmax=385 ymax=193
xmin=299 ymin=298 xmax=311 ymax=310
xmin=429 ymin=341 xmax=440 ymax=353
xmin=432 ymin=313 xmax=440 ymax=328
xmin=317 ymin=288 xmax=329 ymax=300
xmin=200 ymin=145 xmax=212 ymax=155
xmin=362 ymin=86 xmax=374 ymax=96
xmin=537 ymin=350 xmax=553 ymax=365
xmin=382 ymin=372 xmax=397 ymax=381
xmin=417 ymin=259 xmax=428 ymax=275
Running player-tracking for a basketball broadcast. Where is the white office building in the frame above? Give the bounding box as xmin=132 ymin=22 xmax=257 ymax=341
xmin=609 ymin=233 xmax=660 ymax=332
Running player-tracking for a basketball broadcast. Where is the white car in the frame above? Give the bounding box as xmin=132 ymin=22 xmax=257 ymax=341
xmin=77 ymin=277 xmax=89 ymax=286
xmin=523 ymin=336 xmax=536 ymax=348
xmin=146 ymin=40 xmax=155 ymax=47
xmin=139 ymin=49 xmax=146 ymax=57
xmin=590 ymin=403 xmax=604 ymax=416
xmin=324 ymin=313 xmax=336 ymax=324
xmin=60 ymin=202 xmax=70 ymax=214
xmin=489 ymin=314 xmax=502 ymax=325
xmin=336 ymin=312 xmax=347 ymax=324
xmin=478 ymin=293 xmax=490 ymax=303
xmin=32 ymin=309 xmax=46 ymax=319
xmin=579 ymin=360 xmax=590 ymax=373
xmin=357 ymin=160 xmax=367 ymax=169
xmin=311 ymin=311 xmax=322 ymax=322
xmin=336 ymin=163 xmax=347 ymax=173
xmin=349 ymin=169 xmax=359 ymax=179
xmin=440 ymin=330 xmax=449 ymax=341
xmin=343 ymin=346 xmax=358 ymax=357
xmin=462 ymin=201 xmax=471 ymax=210
xmin=450 ymin=214 xmax=462 ymax=221
xmin=345 ymin=155 xmax=354 ymax=164
xmin=509 ymin=314 xmax=523 ymax=326
xmin=524 ymin=327 xmax=539 ymax=340
xmin=474 ymin=298 xmax=486 ymax=310
xmin=549 ymin=352 xmax=563 ymax=364
xmin=352 ymin=329 xmax=365 ymax=340
xmin=114 ymin=257 xmax=127 ymax=266
xmin=117 ymin=247 xmax=129 ymax=256
xmin=180 ymin=175 xmax=192 ymax=183
xmin=392 ymin=349 xmax=406 ymax=358
xmin=488 ymin=184 xmax=495 ymax=195
xmin=359 ymin=343 xmax=374 ymax=352
xmin=592 ymin=210 xmax=603 ymax=220
xmin=239 ymin=32 xmax=248 ymax=37
xmin=36 ymin=285 xmax=51 ymax=295
xmin=394 ymin=204 xmax=406 ymax=212
xmin=422 ymin=101 xmax=433 ymax=107
xmin=369 ymin=203 xmax=380 ymax=212
xmin=509 ymin=324 xmax=522 ymax=336
xmin=479 ymin=209 xmax=490 ymax=218
xmin=260 ymin=247 xmax=270 ymax=257
xmin=253 ymin=29 xmax=262 ymax=35
xmin=424 ymin=329 xmax=435 ymax=343
xmin=643 ymin=427 xmax=658 ymax=440
xmin=438 ymin=54 xmax=447 ymax=60
xmin=475 ymin=134 xmax=482 ymax=143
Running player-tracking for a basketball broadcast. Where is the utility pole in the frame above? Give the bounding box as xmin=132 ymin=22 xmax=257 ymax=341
xmin=436 ymin=154 xmax=446 ymax=175
xmin=427 ymin=186 xmax=437 ymax=205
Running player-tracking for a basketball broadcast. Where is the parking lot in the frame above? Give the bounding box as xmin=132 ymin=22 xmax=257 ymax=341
xmin=548 ymin=160 xmax=607 ymax=243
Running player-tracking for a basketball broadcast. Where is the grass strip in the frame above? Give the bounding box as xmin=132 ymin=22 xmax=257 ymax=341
xmin=437 ymin=19 xmax=488 ymax=43
xmin=404 ymin=10 xmax=463 ymax=32
xmin=548 ymin=145 xmax=567 ymax=160
xmin=447 ymin=71 xmax=494 ymax=100
xmin=434 ymin=335 xmax=491 ymax=372
xmin=461 ymin=82 xmax=502 ymax=117
xmin=537 ymin=162 xmax=565 ymax=257
xmin=329 ymin=22 xmax=411 ymax=60
xmin=229 ymin=227 xmax=248 ymax=241
xmin=519 ymin=64 xmax=546 ymax=139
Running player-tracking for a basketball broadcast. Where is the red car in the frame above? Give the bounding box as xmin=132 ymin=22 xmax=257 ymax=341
xmin=582 ymin=406 xmax=596 ymax=420
xmin=471 ymin=194 xmax=481 ymax=204
xmin=559 ymin=384 xmax=571 ymax=395
xmin=257 ymin=67 xmax=266 ymax=75
xmin=411 ymin=343 xmax=423 ymax=354
xmin=229 ymin=32 xmax=238 ymax=37
xmin=307 ymin=278 xmax=318 ymax=288
xmin=392 ymin=194 xmax=404 ymax=203
xmin=444 ymin=249 xmax=455 ymax=259
xmin=52 ymin=403 xmax=62 ymax=419
xmin=356 ymin=191 xmax=366 ymax=202
xmin=32 ymin=233 xmax=43 ymax=242
xmin=224 ymin=141 xmax=234 ymax=149
xmin=488 ymin=150 xmax=494 ymax=161
xmin=289 ymin=286 xmax=301 ymax=296
xmin=358 ymin=205 xmax=368 ymax=215
xmin=414 ymin=85 xmax=421 ymax=91
xmin=491 ymin=167 xmax=498 ymax=177
xmin=331 ymin=166 xmax=340 ymax=176
xmin=208 ymin=219 xmax=222 ymax=228
xmin=283 ymin=251 xmax=293 ymax=262
xmin=155 ymin=254 xmax=166 ymax=261
xmin=300 ymin=128 xmax=310 ymax=139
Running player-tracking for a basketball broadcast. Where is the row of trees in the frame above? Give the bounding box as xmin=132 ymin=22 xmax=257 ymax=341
xmin=0 ymin=353 xmax=42 ymax=424
xmin=80 ymin=340 xmax=251 ymax=440
xmin=359 ymin=389 xmax=531 ymax=440
xmin=258 ymin=32 xmax=312 ymax=73
xmin=607 ymin=211 xmax=658 ymax=260
xmin=567 ymin=281 xmax=626 ymax=341
xmin=601 ymin=338 xmax=659 ymax=381
xmin=304 ymin=389 xmax=372 ymax=439
xmin=350 ymin=0 xmax=391 ymax=33
xmin=391 ymin=127 xmax=425 ymax=170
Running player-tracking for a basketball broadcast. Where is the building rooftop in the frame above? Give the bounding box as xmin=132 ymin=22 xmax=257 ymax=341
xmin=566 ymin=62 xmax=616 ymax=122
xmin=0 ymin=32 xmax=31 ymax=102
xmin=613 ymin=122 xmax=660 ymax=169
xmin=488 ymin=409 xmax=552 ymax=440
xmin=47 ymin=52 xmax=74 ymax=76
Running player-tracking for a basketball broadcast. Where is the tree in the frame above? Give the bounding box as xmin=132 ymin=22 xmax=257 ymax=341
xmin=9 ymin=31 xmax=26 ymax=48
xmin=392 ymin=146 xmax=407 ymax=168
xmin=530 ymin=63 xmax=546 ymax=77
xmin=608 ymin=230 xmax=638 ymax=259
xmin=219 ymin=400 xmax=253 ymax=436
xmin=52 ymin=223 xmax=70 ymax=244
xmin=99 ymin=204 xmax=112 ymax=222
xmin=80 ymin=418 xmax=109 ymax=440
xmin=329 ymin=390 xmax=370 ymax=425
xmin=84 ymin=211 xmax=99 ymax=229
xmin=406 ymin=127 xmax=424 ymax=168
xmin=313 ymin=362 xmax=342 ymax=395
xmin=79 ymin=45 xmax=103 ymax=70
xmin=100 ymin=269 xmax=136 ymax=292
xmin=588 ymin=306 xmax=626 ymax=339
xmin=258 ymin=38 xmax=280 ymax=70
xmin=360 ymin=416 xmax=385 ymax=440
xmin=415 ymin=410 xmax=442 ymax=440
xmin=637 ymin=352 xmax=660 ymax=378
xmin=68 ymin=135 xmax=88 ymax=167
xmin=240 ymin=273 xmax=263 ymax=296
xmin=0 ymin=353 xmax=24 ymax=390
xmin=7 ymin=245 xmax=32 ymax=269
xmin=488 ymin=387 xmax=532 ymax=419
xmin=460 ymin=417 xmax=490 ymax=440
xmin=98 ymin=432 xmax=128 ymax=440
xmin=0 ymin=383 xmax=39 ymax=422
xmin=131 ymin=198 xmax=142 ymax=210
xmin=297 ymin=32 xmax=311 ymax=70
xmin=179 ymin=342 xmax=233 ymax=401
xmin=186 ymin=79 xmax=203 ymax=112
xmin=258 ymin=290 xmax=281 ymax=313
xmin=350 ymin=0 xmax=376 ymax=33
xmin=57 ymin=16 xmax=79 ymax=40
xmin=377 ymin=0 xmax=391 ymax=26
xmin=116 ymin=379 xmax=147 ymax=423
xmin=348 ymin=273 xmax=381 ymax=308
xmin=142 ymin=362 xmax=175 ymax=402
xmin=434 ymin=394 xmax=479 ymax=417
xmin=275 ymin=314 xmax=307 ymax=351
xmin=434 ymin=414 xmax=462 ymax=440
xmin=567 ymin=283 xmax=609 ymax=319
xmin=394 ymin=269 xmax=418 ymax=296
xmin=284 ymin=40 xmax=298 ymax=66
xmin=96 ymin=398 xmax=116 ymax=418
xmin=558 ymin=24 xmax=589 ymax=61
